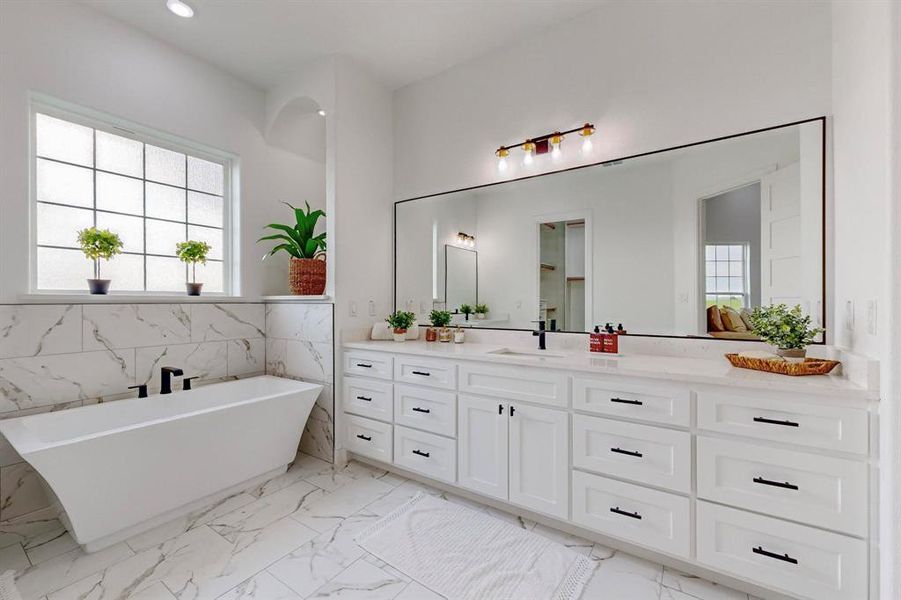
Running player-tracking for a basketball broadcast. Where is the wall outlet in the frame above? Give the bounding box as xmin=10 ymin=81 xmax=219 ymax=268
xmin=368 ymin=300 xmax=376 ymax=317
xmin=844 ymin=300 xmax=855 ymax=331
xmin=867 ymin=300 xmax=877 ymax=335
xmin=348 ymin=300 xmax=357 ymax=317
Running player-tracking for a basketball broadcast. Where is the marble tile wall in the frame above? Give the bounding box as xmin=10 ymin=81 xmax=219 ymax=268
xmin=265 ymin=303 xmax=335 ymax=464
xmin=0 ymin=303 xmax=268 ymax=524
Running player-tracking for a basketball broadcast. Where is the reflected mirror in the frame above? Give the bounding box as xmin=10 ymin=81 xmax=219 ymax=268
xmin=395 ymin=118 xmax=825 ymax=340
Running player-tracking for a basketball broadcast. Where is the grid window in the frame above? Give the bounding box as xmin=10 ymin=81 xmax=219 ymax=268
xmin=705 ymin=243 xmax=749 ymax=310
xmin=33 ymin=110 xmax=230 ymax=293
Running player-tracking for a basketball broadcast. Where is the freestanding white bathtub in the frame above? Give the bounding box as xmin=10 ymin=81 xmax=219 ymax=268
xmin=0 ymin=375 xmax=322 ymax=552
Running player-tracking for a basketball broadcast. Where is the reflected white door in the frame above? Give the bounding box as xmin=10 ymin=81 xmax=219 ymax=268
xmin=508 ymin=403 xmax=568 ymax=519
xmin=457 ymin=395 xmax=508 ymax=500
xmin=760 ymin=162 xmax=801 ymax=307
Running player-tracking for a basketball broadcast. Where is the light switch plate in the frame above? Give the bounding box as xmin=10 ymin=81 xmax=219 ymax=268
xmin=845 ymin=300 xmax=855 ymax=331
xmin=368 ymin=300 xmax=376 ymax=317
xmin=349 ymin=300 xmax=357 ymax=317
xmin=867 ymin=300 xmax=877 ymax=335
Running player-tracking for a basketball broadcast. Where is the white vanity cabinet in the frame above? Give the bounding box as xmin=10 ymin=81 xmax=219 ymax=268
xmin=342 ymin=342 xmax=876 ymax=600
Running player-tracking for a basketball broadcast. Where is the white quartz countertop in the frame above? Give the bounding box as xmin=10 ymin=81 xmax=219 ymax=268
xmin=343 ymin=340 xmax=876 ymax=401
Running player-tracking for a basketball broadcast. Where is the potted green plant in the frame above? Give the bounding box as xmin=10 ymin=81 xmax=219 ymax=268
xmin=747 ymin=304 xmax=824 ymax=361
xmin=77 ymin=227 xmax=123 ymax=295
xmin=459 ymin=304 xmax=473 ymax=322
xmin=258 ymin=201 xmax=327 ymax=295
xmin=474 ymin=303 xmax=489 ymax=320
xmin=386 ymin=311 xmax=416 ymax=342
xmin=428 ymin=309 xmax=452 ymax=342
xmin=176 ymin=240 xmax=212 ymax=296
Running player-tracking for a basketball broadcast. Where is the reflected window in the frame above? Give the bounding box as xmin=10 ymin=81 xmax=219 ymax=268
xmin=32 ymin=106 xmax=232 ymax=293
xmin=704 ymin=244 xmax=749 ymax=310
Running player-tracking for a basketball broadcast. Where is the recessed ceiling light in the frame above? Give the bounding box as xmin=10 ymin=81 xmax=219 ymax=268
xmin=317 ymin=109 xmax=326 ymax=116
xmin=166 ymin=0 xmax=194 ymax=18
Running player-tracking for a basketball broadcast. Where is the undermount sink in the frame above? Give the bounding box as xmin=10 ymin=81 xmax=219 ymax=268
xmin=487 ymin=348 xmax=567 ymax=359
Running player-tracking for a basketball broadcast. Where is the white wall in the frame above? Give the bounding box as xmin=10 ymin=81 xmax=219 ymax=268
xmin=394 ymin=1 xmax=831 ymax=201
xmin=831 ymin=1 xmax=897 ymax=597
xmin=0 ymin=0 xmax=326 ymax=301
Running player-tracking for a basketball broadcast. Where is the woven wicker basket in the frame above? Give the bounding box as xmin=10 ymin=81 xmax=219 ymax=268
xmin=289 ymin=257 xmax=326 ymax=295
xmin=725 ymin=353 xmax=840 ymax=376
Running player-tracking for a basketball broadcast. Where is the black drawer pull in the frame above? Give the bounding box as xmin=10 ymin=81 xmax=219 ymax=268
xmin=498 ymin=404 xmax=504 ymax=415
xmin=753 ymin=477 xmax=799 ymax=490
xmin=356 ymin=434 xmax=372 ymax=441
xmin=355 ymin=363 xmax=373 ymax=368
xmin=412 ymin=449 xmax=430 ymax=458
xmin=411 ymin=370 xmax=431 ymax=377
xmin=610 ymin=397 xmax=643 ymax=406
xmin=356 ymin=395 xmax=372 ymax=402
xmin=753 ymin=416 xmax=799 ymax=427
xmin=610 ymin=507 xmax=642 ymax=520
xmin=610 ymin=447 xmax=643 ymax=458
xmin=412 ymin=407 xmax=431 ymax=414
xmin=753 ymin=546 xmax=798 ymax=565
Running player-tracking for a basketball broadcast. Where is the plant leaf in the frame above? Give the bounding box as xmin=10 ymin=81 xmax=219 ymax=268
xmin=264 ymin=243 xmax=300 ymax=260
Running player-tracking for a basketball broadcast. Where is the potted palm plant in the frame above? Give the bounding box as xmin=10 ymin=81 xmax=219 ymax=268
xmin=748 ymin=304 xmax=824 ymax=361
xmin=176 ymin=240 xmax=212 ymax=296
xmin=474 ymin=304 xmax=489 ymax=320
xmin=459 ymin=304 xmax=473 ymax=322
xmin=428 ymin=310 xmax=452 ymax=342
xmin=386 ymin=311 xmax=416 ymax=342
xmin=77 ymin=227 xmax=123 ymax=295
xmin=258 ymin=201 xmax=327 ymax=295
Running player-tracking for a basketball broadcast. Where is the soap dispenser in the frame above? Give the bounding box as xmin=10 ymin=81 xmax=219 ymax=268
xmin=590 ymin=325 xmax=603 ymax=353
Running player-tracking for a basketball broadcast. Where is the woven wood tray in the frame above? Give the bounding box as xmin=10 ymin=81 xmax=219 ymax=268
xmin=725 ymin=353 xmax=840 ymax=376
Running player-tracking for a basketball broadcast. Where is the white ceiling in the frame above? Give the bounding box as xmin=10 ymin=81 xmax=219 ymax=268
xmin=79 ymin=0 xmax=603 ymax=91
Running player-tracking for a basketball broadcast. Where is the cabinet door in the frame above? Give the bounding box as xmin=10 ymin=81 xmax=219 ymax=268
xmin=457 ymin=395 xmax=508 ymax=500
xmin=509 ymin=403 xmax=569 ymax=519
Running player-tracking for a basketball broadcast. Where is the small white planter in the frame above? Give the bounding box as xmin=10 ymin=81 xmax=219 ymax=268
xmin=393 ymin=329 xmax=407 ymax=342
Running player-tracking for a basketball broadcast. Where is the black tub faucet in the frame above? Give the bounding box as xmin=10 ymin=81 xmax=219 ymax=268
xmin=532 ymin=320 xmax=547 ymax=350
xmin=160 ymin=366 xmax=183 ymax=395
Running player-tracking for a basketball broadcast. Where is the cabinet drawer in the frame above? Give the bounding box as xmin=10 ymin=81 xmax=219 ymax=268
xmin=572 ymin=470 xmax=690 ymax=558
xmin=394 ymin=384 xmax=456 ymax=437
xmin=573 ymin=415 xmax=691 ymax=493
xmin=697 ymin=390 xmax=868 ymax=454
xmin=573 ymin=376 xmax=690 ymax=426
xmin=697 ymin=501 xmax=867 ymax=600
xmin=459 ymin=363 xmax=567 ymax=407
xmin=344 ymin=351 xmax=393 ymax=380
xmin=697 ymin=437 xmax=867 ymax=536
xmin=393 ymin=425 xmax=456 ymax=483
xmin=394 ymin=356 xmax=457 ymax=390
xmin=345 ymin=414 xmax=392 ymax=463
xmin=344 ymin=378 xmax=393 ymax=422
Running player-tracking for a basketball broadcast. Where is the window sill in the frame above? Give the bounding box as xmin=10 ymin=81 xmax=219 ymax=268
xmin=260 ymin=295 xmax=332 ymax=303
xmin=18 ymin=293 xmax=253 ymax=304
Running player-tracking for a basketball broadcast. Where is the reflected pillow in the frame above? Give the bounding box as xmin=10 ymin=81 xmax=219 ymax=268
xmin=707 ymin=306 xmax=725 ymax=332
xmin=740 ymin=308 xmax=755 ymax=331
xmin=721 ymin=306 xmax=748 ymax=332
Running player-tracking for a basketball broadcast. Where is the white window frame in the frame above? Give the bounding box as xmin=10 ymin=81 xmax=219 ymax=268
xmin=27 ymin=94 xmax=240 ymax=297
xmin=703 ymin=242 xmax=751 ymax=309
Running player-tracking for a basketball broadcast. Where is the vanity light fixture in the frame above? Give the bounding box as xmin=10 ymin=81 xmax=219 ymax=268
xmin=495 ymin=122 xmax=595 ymax=171
xmin=166 ymin=0 xmax=194 ymax=18
xmin=456 ymin=232 xmax=475 ymax=248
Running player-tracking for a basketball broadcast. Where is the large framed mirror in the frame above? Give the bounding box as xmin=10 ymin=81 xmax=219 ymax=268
xmin=395 ymin=117 xmax=826 ymax=341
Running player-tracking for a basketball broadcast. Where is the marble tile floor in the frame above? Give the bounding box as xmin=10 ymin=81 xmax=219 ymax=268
xmin=0 ymin=454 xmax=761 ymax=600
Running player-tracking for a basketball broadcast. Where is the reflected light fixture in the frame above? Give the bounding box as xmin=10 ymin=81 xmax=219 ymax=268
xmin=456 ymin=232 xmax=475 ymax=248
xmin=166 ymin=0 xmax=194 ymax=17
xmin=317 ymin=109 xmax=326 ymax=116
xmin=496 ymin=146 xmax=509 ymax=172
xmin=522 ymin=141 xmax=535 ymax=166
xmin=495 ymin=122 xmax=595 ymax=171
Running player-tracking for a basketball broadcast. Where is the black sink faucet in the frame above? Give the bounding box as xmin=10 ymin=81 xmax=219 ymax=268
xmin=160 ymin=366 xmax=183 ymax=395
xmin=532 ymin=320 xmax=547 ymax=350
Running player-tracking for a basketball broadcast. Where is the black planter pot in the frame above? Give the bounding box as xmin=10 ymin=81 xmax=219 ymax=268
xmin=186 ymin=282 xmax=204 ymax=296
xmin=87 ymin=279 xmax=111 ymax=295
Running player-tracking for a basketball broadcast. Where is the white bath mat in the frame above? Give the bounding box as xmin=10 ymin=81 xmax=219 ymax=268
xmin=0 ymin=571 xmax=23 ymax=600
xmin=356 ymin=493 xmax=595 ymax=600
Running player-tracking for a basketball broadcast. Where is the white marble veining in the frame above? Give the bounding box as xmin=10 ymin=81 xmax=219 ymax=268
xmin=265 ymin=339 xmax=287 ymax=378
xmin=83 ymin=305 xmax=191 ymax=351
xmin=286 ymin=340 xmax=332 ymax=383
xmin=300 ymin=385 xmax=334 ymax=461
xmin=226 ymin=339 xmax=265 ymax=377
xmin=191 ymin=305 xmax=265 ymax=343
xmin=3 ymin=454 xmax=752 ymax=600
xmin=265 ymin=304 xmax=333 ymax=343
xmin=344 ymin=340 xmax=875 ymax=399
xmin=0 ymin=306 xmax=82 ymax=360
xmin=0 ymin=349 xmax=136 ymax=414
xmin=0 ymin=462 xmax=50 ymax=521
xmin=135 ymin=342 xmax=227 ymax=389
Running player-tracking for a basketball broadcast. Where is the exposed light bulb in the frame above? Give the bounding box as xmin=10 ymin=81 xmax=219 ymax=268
xmin=317 ymin=109 xmax=326 ymax=116
xmin=578 ymin=123 xmax=595 ymax=155
xmin=581 ymin=136 xmax=593 ymax=154
xmin=522 ymin=141 xmax=535 ymax=167
xmin=550 ymin=133 xmax=563 ymax=160
xmin=496 ymin=146 xmax=509 ymax=173
xmin=166 ymin=0 xmax=194 ymax=18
